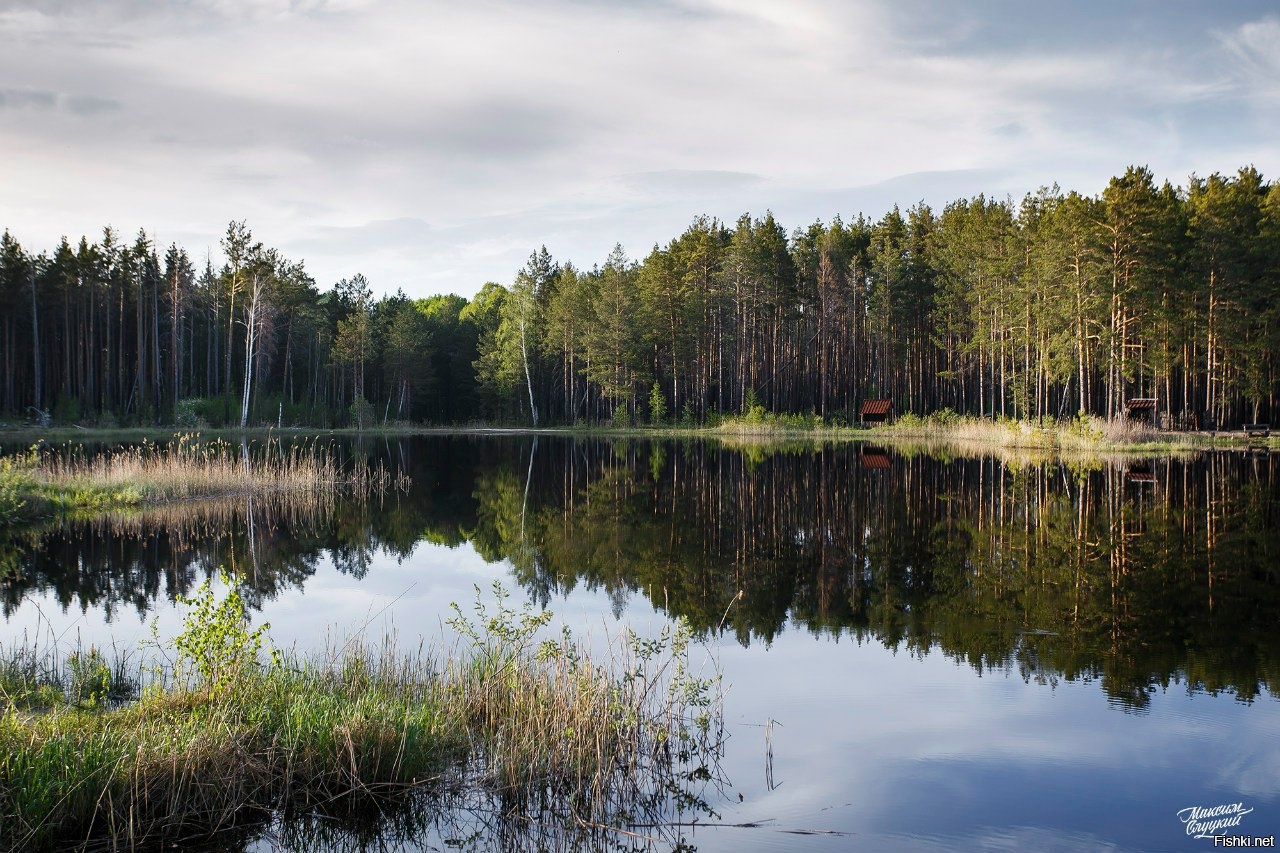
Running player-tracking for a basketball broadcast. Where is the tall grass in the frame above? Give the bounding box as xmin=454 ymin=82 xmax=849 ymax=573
xmin=0 ymin=582 xmax=723 ymax=851
xmin=0 ymin=435 xmax=403 ymax=526
xmin=872 ymin=410 xmax=1211 ymax=452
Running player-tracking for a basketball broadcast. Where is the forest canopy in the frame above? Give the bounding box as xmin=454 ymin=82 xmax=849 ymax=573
xmin=2 ymin=165 xmax=1277 ymax=429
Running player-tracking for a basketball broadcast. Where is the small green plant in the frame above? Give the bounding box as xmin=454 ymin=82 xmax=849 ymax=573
xmin=66 ymin=646 xmax=113 ymax=707
xmin=742 ymin=388 xmax=766 ymax=424
xmin=0 ymin=447 xmax=39 ymax=524
xmin=1070 ymin=409 xmax=1101 ymax=440
xmin=928 ymin=407 xmax=962 ymax=427
xmin=166 ymin=571 xmax=280 ymax=695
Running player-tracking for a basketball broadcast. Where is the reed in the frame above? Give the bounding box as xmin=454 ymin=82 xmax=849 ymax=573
xmin=0 ymin=582 xmax=722 ymax=851
xmin=870 ymin=411 xmax=1214 ymax=452
xmin=0 ymin=435 xmax=400 ymax=526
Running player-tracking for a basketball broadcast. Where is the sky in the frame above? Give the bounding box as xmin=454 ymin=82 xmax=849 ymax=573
xmin=1 ymin=0 xmax=1278 ymax=298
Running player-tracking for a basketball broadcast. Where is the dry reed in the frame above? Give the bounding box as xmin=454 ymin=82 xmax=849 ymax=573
xmin=1 ymin=435 xmax=403 ymax=526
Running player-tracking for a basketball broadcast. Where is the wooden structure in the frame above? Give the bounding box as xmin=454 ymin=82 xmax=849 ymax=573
xmin=1124 ymin=398 xmax=1158 ymax=425
xmin=860 ymin=399 xmax=894 ymax=425
xmin=1245 ymin=423 xmax=1271 ymax=439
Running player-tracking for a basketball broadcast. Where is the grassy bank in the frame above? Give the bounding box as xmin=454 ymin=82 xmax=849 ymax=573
xmin=0 ymin=435 xmax=399 ymax=526
xmin=702 ymin=411 xmax=1276 ymax=453
xmin=0 ymin=581 xmax=721 ymax=851
xmin=5 ymin=413 xmax=1273 ymax=455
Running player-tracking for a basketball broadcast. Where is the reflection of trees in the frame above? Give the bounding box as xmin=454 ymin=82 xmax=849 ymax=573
xmin=468 ymin=441 xmax=1280 ymax=709
xmin=3 ymin=437 xmax=1277 ymax=711
xmin=0 ymin=437 xmax=490 ymax=619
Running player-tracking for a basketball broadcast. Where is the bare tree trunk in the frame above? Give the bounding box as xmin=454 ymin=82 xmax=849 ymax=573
xmin=520 ymin=314 xmax=538 ymax=426
xmin=239 ymin=277 xmax=261 ymax=429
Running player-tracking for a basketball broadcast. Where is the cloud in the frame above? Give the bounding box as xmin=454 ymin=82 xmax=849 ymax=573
xmin=1217 ymin=16 xmax=1280 ymax=98
xmin=0 ymin=88 xmax=122 ymax=116
xmin=0 ymin=1 xmax=1276 ymax=298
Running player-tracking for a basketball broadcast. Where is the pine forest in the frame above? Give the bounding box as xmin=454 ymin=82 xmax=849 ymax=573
xmin=2 ymin=165 xmax=1278 ymax=430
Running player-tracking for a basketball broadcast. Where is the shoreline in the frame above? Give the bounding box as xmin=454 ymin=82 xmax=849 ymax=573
xmin=0 ymin=419 xmax=1274 ymax=454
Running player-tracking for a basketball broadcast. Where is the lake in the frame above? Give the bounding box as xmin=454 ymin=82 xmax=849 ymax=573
xmin=3 ymin=435 xmax=1278 ymax=851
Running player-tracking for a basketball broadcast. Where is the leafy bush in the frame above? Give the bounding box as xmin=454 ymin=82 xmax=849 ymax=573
xmin=349 ymin=396 xmax=375 ymax=430
xmin=174 ymin=397 xmax=226 ymax=428
xmin=165 ymin=571 xmax=280 ymax=695
xmin=928 ymin=407 xmax=962 ymax=427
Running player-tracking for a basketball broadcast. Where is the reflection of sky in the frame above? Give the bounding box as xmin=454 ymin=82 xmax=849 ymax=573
xmin=6 ymin=538 xmax=1279 ymax=853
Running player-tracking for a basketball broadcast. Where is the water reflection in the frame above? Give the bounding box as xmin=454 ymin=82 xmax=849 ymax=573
xmin=2 ymin=437 xmax=1278 ymax=712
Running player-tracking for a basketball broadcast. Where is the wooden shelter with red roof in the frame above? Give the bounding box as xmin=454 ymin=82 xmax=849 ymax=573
xmin=860 ymin=398 xmax=894 ymax=425
xmin=1124 ymin=398 xmax=1158 ymax=426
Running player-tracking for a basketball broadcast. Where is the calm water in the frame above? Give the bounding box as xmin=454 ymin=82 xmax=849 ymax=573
xmin=3 ymin=436 xmax=1279 ymax=852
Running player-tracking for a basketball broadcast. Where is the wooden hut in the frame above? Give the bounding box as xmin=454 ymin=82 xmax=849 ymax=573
xmin=860 ymin=399 xmax=894 ymax=425
xmin=1124 ymin=398 xmax=1158 ymax=425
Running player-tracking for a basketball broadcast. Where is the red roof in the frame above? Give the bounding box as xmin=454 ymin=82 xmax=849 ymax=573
xmin=1125 ymin=398 xmax=1157 ymax=411
xmin=861 ymin=399 xmax=892 ymax=416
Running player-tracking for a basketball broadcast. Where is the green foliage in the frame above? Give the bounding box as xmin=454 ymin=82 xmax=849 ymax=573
xmin=174 ymin=397 xmax=226 ymax=428
xmin=0 ymin=447 xmax=37 ymax=524
xmin=648 ymin=382 xmax=668 ymax=424
xmin=928 ymin=407 xmax=962 ymax=427
xmin=446 ymin=581 xmax=555 ymax=677
xmin=742 ymin=387 xmax=766 ymax=423
xmin=1070 ymin=409 xmax=1100 ymax=439
xmin=168 ymin=571 xmax=280 ymax=695
xmin=66 ymin=647 xmax=113 ymax=707
xmin=52 ymin=393 xmax=83 ymax=425
xmin=348 ymin=395 xmax=374 ymax=430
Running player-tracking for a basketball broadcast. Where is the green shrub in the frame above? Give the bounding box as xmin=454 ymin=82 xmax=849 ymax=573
xmin=349 ymin=396 xmax=375 ymax=430
xmin=928 ymin=407 xmax=962 ymax=427
xmin=165 ymin=571 xmax=280 ymax=695
xmin=52 ymin=394 xmax=83 ymax=425
xmin=66 ymin=647 xmax=113 ymax=707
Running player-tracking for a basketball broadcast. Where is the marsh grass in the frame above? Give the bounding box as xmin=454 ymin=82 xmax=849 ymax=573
xmin=0 ymin=435 xmax=401 ymax=526
xmin=865 ymin=411 xmax=1230 ymax=453
xmin=0 ymin=582 xmax=723 ymax=852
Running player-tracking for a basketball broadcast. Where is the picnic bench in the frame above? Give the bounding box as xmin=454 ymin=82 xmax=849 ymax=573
xmin=1245 ymin=423 xmax=1270 ymax=439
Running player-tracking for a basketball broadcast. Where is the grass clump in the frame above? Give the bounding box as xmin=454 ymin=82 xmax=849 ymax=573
xmin=0 ymin=580 xmax=723 ymax=851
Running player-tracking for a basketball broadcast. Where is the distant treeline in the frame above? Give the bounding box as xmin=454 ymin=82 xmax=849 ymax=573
xmin=2 ymin=165 xmax=1278 ymax=428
